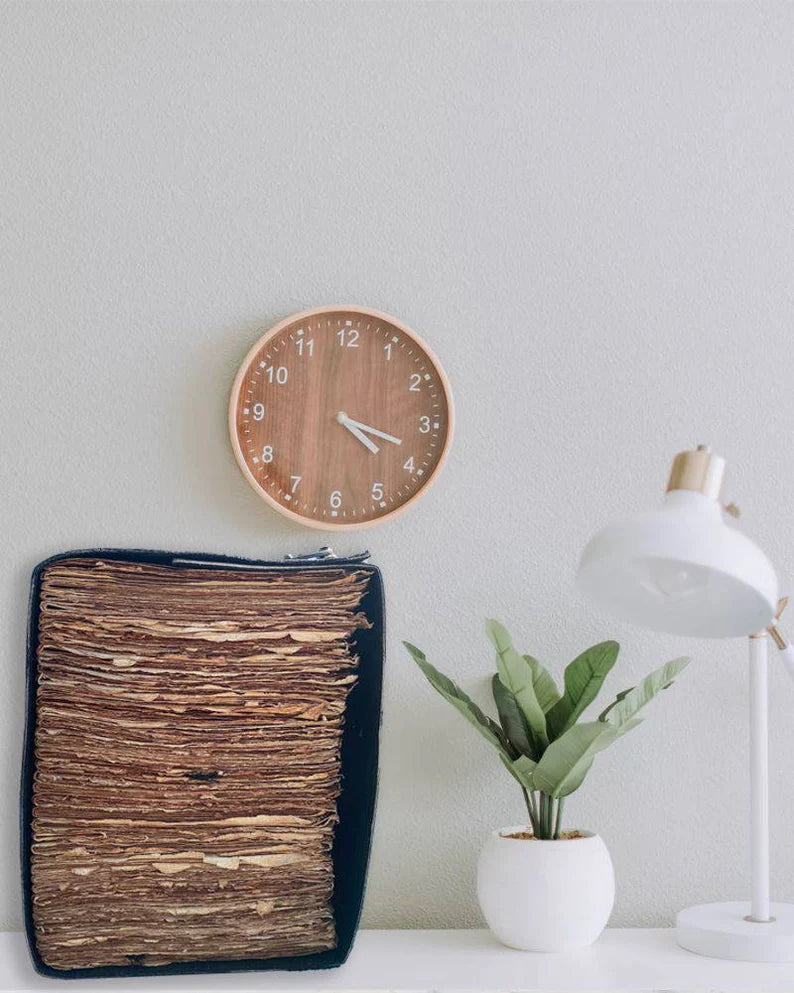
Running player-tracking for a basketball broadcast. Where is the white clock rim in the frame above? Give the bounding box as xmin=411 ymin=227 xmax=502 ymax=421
xmin=228 ymin=304 xmax=455 ymax=531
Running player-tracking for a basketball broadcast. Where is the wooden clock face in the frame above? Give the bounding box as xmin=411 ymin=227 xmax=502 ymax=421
xmin=229 ymin=306 xmax=453 ymax=529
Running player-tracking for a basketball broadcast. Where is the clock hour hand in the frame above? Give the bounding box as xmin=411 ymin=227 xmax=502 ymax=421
xmin=339 ymin=415 xmax=402 ymax=446
xmin=336 ymin=412 xmax=380 ymax=454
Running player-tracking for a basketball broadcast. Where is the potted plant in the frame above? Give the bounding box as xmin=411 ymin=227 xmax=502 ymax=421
xmin=404 ymin=622 xmax=689 ymax=952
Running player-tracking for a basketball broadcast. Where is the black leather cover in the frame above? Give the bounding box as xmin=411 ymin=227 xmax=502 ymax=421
xmin=21 ymin=548 xmax=384 ymax=979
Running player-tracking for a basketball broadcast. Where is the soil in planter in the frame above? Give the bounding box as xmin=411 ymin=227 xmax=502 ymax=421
xmin=502 ymin=829 xmax=585 ymax=840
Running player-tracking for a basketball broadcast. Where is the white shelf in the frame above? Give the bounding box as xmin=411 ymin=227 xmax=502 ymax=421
xmin=3 ymin=928 xmax=794 ymax=992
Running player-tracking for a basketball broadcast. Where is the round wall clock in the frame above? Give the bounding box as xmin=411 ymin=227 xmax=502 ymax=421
xmin=228 ymin=306 xmax=454 ymax=529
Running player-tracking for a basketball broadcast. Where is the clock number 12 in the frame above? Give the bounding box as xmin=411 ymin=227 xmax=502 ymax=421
xmin=336 ymin=328 xmax=359 ymax=348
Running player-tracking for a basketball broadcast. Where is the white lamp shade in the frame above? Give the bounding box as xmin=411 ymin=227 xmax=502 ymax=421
xmin=577 ymin=490 xmax=778 ymax=638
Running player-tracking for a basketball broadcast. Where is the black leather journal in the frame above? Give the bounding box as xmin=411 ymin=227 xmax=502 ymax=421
xmin=21 ymin=548 xmax=383 ymax=979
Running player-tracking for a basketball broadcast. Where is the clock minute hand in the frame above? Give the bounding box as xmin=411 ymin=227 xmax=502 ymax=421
xmin=336 ymin=412 xmax=380 ymax=454
xmin=341 ymin=416 xmax=402 ymax=446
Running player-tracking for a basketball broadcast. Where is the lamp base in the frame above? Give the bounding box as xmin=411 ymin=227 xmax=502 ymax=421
xmin=677 ymin=902 xmax=794 ymax=961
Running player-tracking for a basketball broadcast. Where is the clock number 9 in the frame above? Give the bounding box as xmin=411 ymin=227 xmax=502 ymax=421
xmin=330 ymin=490 xmax=342 ymax=509
xmin=253 ymin=403 xmax=265 ymax=421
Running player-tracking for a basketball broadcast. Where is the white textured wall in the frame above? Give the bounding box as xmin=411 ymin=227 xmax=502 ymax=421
xmin=3 ymin=1 xmax=794 ymax=931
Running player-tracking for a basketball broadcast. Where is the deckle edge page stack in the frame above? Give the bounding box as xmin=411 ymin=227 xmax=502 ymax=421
xmin=22 ymin=550 xmax=381 ymax=978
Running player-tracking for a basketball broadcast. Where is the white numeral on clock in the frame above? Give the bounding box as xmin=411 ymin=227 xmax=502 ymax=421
xmin=408 ymin=373 xmax=421 ymax=392
xmin=266 ymin=365 xmax=288 ymax=385
xmin=330 ymin=490 xmax=342 ymax=509
xmin=371 ymin=481 xmax=384 ymax=502
xmin=419 ymin=415 xmax=431 ymax=433
xmin=290 ymin=475 xmax=302 ymax=493
xmin=253 ymin=403 xmax=265 ymax=421
xmin=403 ymin=456 xmax=415 ymax=473
xmin=262 ymin=445 xmax=274 ymax=463
xmin=384 ymin=343 xmax=392 ymax=360
xmin=336 ymin=329 xmax=359 ymax=347
xmin=296 ymin=337 xmax=314 ymax=356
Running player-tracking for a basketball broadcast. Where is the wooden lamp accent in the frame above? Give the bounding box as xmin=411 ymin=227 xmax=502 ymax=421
xmin=229 ymin=306 xmax=454 ymax=529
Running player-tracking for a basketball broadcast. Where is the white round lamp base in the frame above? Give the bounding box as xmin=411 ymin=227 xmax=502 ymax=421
xmin=677 ymin=902 xmax=794 ymax=961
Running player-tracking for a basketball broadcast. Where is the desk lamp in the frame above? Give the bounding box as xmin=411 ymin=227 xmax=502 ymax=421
xmin=577 ymin=445 xmax=794 ymax=961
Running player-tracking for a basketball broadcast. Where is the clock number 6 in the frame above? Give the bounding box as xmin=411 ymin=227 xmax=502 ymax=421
xmin=330 ymin=490 xmax=342 ymax=509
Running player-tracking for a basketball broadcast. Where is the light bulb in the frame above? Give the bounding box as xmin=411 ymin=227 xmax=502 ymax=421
xmin=638 ymin=558 xmax=711 ymax=599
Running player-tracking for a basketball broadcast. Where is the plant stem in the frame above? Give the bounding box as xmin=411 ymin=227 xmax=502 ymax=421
xmin=553 ymin=797 xmax=565 ymax=839
xmin=522 ymin=788 xmax=539 ymax=835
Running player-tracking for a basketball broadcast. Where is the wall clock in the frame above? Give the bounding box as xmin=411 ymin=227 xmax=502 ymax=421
xmin=229 ymin=306 xmax=454 ymax=529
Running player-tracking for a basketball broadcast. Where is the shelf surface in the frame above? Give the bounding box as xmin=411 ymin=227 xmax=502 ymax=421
xmin=3 ymin=928 xmax=794 ymax=992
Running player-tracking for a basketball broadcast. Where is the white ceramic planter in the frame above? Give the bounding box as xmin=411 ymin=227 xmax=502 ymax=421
xmin=477 ymin=826 xmax=615 ymax=952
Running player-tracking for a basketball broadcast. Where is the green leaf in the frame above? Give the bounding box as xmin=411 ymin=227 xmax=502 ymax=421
xmin=598 ymin=687 xmax=633 ymax=722
xmin=404 ymin=642 xmax=509 ymax=754
xmin=616 ymin=716 xmax=644 ymax=737
xmin=486 ymin=620 xmax=549 ymax=748
xmin=492 ymin=675 xmax=534 ymax=759
xmin=546 ymin=641 xmax=620 ymax=739
xmin=523 ymin=654 xmax=561 ymax=713
xmin=500 ymin=752 xmax=537 ymax=791
xmin=533 ymin=721 xmax=620 ymax=798
xmin=603 ymin=657 xmax=690 ymax=730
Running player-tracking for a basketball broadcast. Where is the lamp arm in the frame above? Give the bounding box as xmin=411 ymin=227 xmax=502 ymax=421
xmin=766 ymin=596 xmax=794 ymax=683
